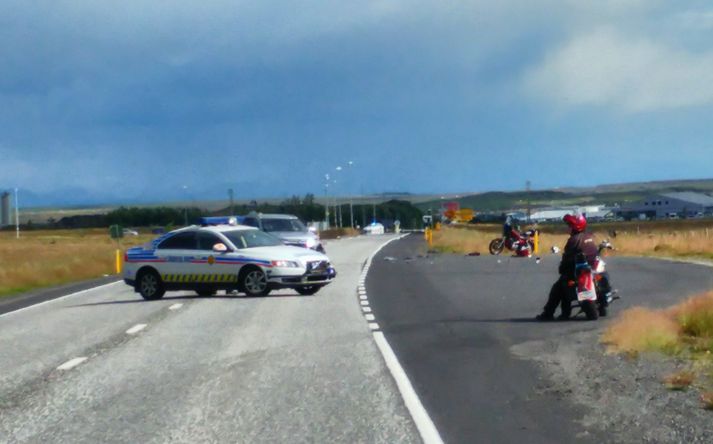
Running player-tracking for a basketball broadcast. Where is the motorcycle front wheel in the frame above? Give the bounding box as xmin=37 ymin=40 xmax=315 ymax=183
xmin=489 ymin=238 xmax=505 ymax=255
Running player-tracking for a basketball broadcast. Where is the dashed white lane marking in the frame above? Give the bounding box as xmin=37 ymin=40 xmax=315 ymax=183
xmin=57 ymin=357 xmax=88 ymax=371
xmin=359 ymin=295 xmax=368 ymax=300
xmin=360 ymin=300 xmax=369 ymax=306
xmin=369 ymin=322 xmax=380 ymax=330
xmin=168 ymin=303 xmax=183 ymax=310
xmin=365 ymin=313 xmax=376 ymax=321
xmin=0 ymin=281 xmax=123 ymax=319
xmin=362 ymin=306 xmax=372 ymax=313
xmin=373 ymin=331 xmax=444 ymax=444
xmin=126 ymin=324 xmax=147 ymax=335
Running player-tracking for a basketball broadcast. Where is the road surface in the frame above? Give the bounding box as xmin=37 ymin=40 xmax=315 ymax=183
xmin=0 ymin=235 xmax=420 ymax=443
xmin=366 ymin=234 xmax=713 ymax=443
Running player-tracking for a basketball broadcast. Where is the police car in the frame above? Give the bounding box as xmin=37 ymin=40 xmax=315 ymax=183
xmin=123 ymin=218 xmax=336 ymax=300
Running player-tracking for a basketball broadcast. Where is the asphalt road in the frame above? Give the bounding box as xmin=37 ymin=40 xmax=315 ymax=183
xmin=367 ymin=234 xmax=713 ymax=444
xmin=0 ymin=235 xmax=420 ymax=444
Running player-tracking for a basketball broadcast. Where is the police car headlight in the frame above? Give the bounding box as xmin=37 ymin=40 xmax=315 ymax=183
xmin=271 ymin=260 xmax=300 ymax=268
xmin=305 ymin=238 xmax=317 ymax=248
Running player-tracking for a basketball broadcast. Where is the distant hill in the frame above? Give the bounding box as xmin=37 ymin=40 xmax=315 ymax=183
xmin=415 ymin=179 xmax=713 ymax=212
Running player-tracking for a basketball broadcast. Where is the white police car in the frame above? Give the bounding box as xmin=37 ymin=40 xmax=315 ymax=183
xmin=123 ymin=218 xmax=336 ymax=300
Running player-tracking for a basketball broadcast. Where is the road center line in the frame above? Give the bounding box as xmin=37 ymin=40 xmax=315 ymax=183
xmin=126 ymin=324 xmax=147 ymax=335
xmin=57 ymin=357 xmax=88 ymax=371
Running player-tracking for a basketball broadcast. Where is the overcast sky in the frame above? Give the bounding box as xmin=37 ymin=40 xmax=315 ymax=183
xmin=2 ymin=1 xmax=713 ymax=206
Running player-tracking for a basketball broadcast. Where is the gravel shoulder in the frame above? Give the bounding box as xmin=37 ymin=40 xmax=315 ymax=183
xmin=513 ymin=330 xmax=713 ymax=443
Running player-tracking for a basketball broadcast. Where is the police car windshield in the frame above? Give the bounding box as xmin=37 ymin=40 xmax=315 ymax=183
xmin=261 ymin=218 xmax=306 ymax=232
xmin=223 ymin=229 xmax=284 ymax=249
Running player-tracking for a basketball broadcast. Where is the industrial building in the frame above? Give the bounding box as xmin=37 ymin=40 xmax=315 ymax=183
xmin=1 ymin=192 xmax=10 ymax=227
xmin=529 ymin=205 xmax=612 ymax=222
xmin=615 ymin=192 xmax=713 ymax=220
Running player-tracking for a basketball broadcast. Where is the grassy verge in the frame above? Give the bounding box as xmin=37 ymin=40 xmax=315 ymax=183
xmin=0 ymin=229 xmax=152 ymax=297
xmin=431 ymin=222 xmax=713 ymax=259
xmin=602 ymin=291 xmax=713 ymax=407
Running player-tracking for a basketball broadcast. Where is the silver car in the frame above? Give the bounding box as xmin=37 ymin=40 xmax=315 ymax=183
xmin=241 ymin=212 xmax=325 ymax=253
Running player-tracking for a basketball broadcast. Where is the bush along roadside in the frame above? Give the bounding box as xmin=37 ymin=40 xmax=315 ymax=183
xmin=602 ymin=291 xmax=713 ymax=409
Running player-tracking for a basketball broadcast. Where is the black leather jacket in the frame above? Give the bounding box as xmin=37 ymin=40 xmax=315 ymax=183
xmin=558 ymin=231 xmax=598 ymax=278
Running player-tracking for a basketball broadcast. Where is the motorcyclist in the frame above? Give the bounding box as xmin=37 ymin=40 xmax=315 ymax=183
xmin=536 ymin=213 xmax=598 ymax=321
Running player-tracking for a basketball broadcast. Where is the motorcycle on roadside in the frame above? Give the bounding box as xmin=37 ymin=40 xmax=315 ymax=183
xmin=568 ymin=240 xmax=619 ymax=320
xmin=489 ymin=229 xmax=537 ymax=257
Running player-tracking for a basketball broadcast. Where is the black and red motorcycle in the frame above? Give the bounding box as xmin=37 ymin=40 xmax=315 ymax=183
xmin=489 ymin=229 xmax=536 ymax=257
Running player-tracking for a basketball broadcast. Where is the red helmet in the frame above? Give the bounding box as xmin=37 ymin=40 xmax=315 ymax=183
xmin=563 ymin=213 xmax=586 ymax=233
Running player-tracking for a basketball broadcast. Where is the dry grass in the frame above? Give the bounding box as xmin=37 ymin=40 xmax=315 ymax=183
xmin=701 ymin=392 xmax=713 ymax=410
xmin=603 ymin=291 xmax=713 ymax=401
xmin=601 ymin=307 xmax=681 ymax=355
xmin=0 ymin=229 xmax=152 ymax=296
xmin=431 ymin=222 xmax=713 ymax=259
xmin=663 ymin=371 xmax=696 ymax=390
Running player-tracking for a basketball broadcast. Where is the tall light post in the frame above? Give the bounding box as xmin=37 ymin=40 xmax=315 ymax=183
xmin=14 ymin=187 xmax=19 ymax=239
xmin=182 ymin=185 xmax=189 ymax=226
xmin=335 ymin=166 xmax=343 ymax=228
xmin=346 ymin=160 xmax=354 ymax=228
xmin=323 ymin=174 xmax=330 ymax=228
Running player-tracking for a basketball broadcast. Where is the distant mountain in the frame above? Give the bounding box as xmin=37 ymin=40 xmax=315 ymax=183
xmin=415 ymin=179 xmax=713 ymax=212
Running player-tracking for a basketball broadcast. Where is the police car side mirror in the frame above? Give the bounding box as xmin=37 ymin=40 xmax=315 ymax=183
xmin=213 ymin=243 xmax=229 ymax=253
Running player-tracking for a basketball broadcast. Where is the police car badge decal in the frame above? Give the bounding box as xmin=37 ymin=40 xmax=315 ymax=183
xmin=207 ymin=256 xmax=216 ymax=265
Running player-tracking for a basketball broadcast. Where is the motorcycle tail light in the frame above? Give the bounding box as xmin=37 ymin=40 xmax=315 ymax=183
xmin=595 ymin=274 xmax=603 ymax=281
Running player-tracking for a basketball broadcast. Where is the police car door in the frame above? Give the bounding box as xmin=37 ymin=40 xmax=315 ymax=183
xmin=155 ymin=231 xmax=198 ymax=286
xmin=196 ymin=231 xmax=235 ymax=285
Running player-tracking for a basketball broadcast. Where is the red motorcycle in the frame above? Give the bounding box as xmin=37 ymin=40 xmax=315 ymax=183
xmin=488 ymin=229 xmax=536 ymax=257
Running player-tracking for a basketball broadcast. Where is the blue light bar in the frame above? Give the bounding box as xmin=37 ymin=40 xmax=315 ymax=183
xmin=200 ymin=216 xmax=238 ymax=226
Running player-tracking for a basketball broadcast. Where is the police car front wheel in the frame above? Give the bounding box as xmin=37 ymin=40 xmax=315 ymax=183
xmin=240 ymin=268 xmax=271 ymax=297
xmin=137 ymin=269 xmax=165 ymax=300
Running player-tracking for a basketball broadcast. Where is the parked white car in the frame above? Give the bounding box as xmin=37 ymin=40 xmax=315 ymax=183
xmin=363 ymin=222 xmax=385 ymax=235
xmin=123 ymin=222 xmax=336 ymax=300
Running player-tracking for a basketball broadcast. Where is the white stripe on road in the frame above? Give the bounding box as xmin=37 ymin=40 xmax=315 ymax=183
xmin=168 ymin=303 xmax=183 ymax=310
xmin=0 ymin=280 xmax=123 ymax=319
xmin=360 ymin=300 xmax=369 ymax=306
xmin=126 ymin=324 xmax=147 ymax=335
xmin=361 ymin=234 xmax=443 ymax=444
xmin=57 ymin=357 xmax=88 ymax=371
xmin=373 ymin=331 xmax=444 ymax=444
xmin=359 ymin=295 xmax=368 ymax=300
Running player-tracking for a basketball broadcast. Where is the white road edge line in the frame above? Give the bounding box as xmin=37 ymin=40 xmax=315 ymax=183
xmin=126 ymin=324 xmax=147 ymax=335
xmin=361 ymin=233 xmax=443 ymax=444
xmin=57 ymin=357 xmax=88 ymax=371
xmin=373 ymin=332 xmax=444 ymax=444
xmin=168 ymin=303 xmax=183 ymax=310
xmin=0 ymin=280 xmax=123 ymax=319
xmin=365 ymin=313 xmax=376 ymax=321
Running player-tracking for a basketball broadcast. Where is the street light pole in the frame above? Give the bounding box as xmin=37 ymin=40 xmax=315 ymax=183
xmin=323 ymin=174 xmax=330 ymax=229
xmin=14 ymin=187 xmax=19 ymax=239
xmin=347 ymin=160 xmax=354 ymax=228
xmin=182 ymin=185 xmax=189 ymax=226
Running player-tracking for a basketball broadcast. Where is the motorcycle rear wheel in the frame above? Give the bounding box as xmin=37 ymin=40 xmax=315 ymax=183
xmin=489 ymin=238 xmax=505 ymax=255
xmin=581 ymin=300 xmax=599 ymax=320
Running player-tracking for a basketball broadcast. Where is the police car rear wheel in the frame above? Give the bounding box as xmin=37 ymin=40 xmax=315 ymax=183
xmin=138 ymin=270 xmax=165 ymax=300
xmin=241 ymin=269 xmax=270 ymax=297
